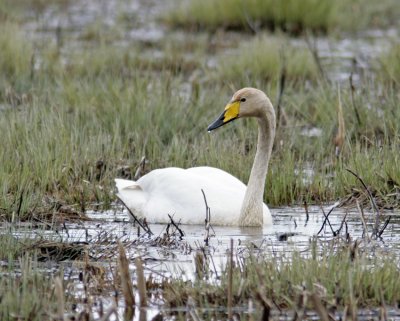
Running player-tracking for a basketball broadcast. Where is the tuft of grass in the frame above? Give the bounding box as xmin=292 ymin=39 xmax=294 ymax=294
xmin=0 ymin=22 xmax=33 ymax=89
xmin=216 ymin=35 xmax=318 ymax=87
xmin=165 ymin=0 xmax=400 ymax=34
xmin=378 ymin=43 xmax=400 ymax=85
xmin=164 ymin=240 xmax=400 ymax=311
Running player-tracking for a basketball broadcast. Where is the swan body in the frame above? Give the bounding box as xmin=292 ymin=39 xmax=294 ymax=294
xmin=116 ymin=87 xmax=276 ymax=227
xmin=115 ymin=167 xmax=272 ymax=225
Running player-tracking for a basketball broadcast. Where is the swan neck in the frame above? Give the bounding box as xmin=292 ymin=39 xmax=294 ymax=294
xmin=239 ymin=108 xmax=275 ymax=226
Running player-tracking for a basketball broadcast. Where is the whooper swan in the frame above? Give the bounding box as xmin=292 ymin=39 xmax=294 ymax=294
xmin=115 ymin=87 xmax=276 ymax=226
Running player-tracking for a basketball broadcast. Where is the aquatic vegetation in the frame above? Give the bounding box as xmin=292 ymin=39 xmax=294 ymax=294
xmin=0 ymin=22 xmax=33 ymax=90
xmin=378 ymin=43 xmax=400 ymax=85
xmin=164 ymin=238 xmax=400 ymax=314
xmin=165 ymin=0 xmax=400 ymax=34
xmin=216 ymin=35 xmax=318 ymax=87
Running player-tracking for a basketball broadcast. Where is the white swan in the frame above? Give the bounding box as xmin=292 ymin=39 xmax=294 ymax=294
xmin=115 ymin=87 xmax=276 ymax=226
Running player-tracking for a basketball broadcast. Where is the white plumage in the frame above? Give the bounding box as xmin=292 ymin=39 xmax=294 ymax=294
xmin=115 ymin=166 xmax=272 ymax=225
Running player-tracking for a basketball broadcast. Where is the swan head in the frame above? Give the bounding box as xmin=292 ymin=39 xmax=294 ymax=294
xmin=208 ymin=87 xmax=271 ymax=131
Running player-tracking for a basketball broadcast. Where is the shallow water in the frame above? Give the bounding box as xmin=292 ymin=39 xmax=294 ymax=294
xmin=11 ymin=205 xmax=399 ymax=276
xmin=6 ymin=205 xmax=400 ymax=320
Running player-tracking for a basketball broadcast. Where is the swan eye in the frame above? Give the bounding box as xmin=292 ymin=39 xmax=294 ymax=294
xmin=240 ymin=98 xmax=246 ymax=102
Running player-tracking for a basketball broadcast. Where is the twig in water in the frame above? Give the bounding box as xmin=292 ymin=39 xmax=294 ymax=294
xmin=317 ymin=205 xmax=337 ymax=236
xmin=63 ymin=221 xmax=70 ymax=238
xmin=201 ymin=189 xmax=212 ymax=246
xmin=116 ymin=195 xmax=153 ymax=236
xmin=167 ymin=214 xmax=185 ymax=239
xmin=377 ymin=217 xmax=391 ymax=239
xmin=345 ymin=221 xmax=350 ymax=242
xmin=346 ymin=168 xmax=381 ymax=237
xmin=304 ymin=200 xmax=309 ymax=225
xmin=356 ymin=200 xmax=370 ymax=241
xmin=227 ymin=239 xmax=233 ymax=321
xmin=335 ymin=210 xmax=348 ymax=235
xmin=198 ymin=244 xmax=219 ymax=279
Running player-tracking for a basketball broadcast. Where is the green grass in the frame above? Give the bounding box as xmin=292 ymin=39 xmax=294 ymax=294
xmin=0 ymin=257 xmax=55 ymax=320
xmin=0 ymin=22 xmax=33 ymax=89
xmin=164 ymin=240 xmax=400 ymax=312
xmin=215 ymin=35 xmax=318 ymax=87
xmin=378 ymin=43 xmax=400 ymax=85
xmin=165 ymin=0 xmax=400 ymax=34
xmin=0 ymin=6 xmax=400 ymax=220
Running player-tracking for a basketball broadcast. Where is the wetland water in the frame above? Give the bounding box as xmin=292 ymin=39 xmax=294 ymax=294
xmin=7 ymin=206 xmax=400 ymax=320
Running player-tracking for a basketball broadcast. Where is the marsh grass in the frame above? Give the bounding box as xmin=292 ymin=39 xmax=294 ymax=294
xmin=216 ymin=35 xmax=318 ymax=87
xmin=164 ymin=240 xmax=400 ymax=312
xmin=0 ymin=22 xmax=33 ymax=90
xmin=1 ymin=5 xmax=400 ymax=220
xmin=378 ymin=43 xmax=400 ymax=85
xmin=165 ymin=0 xmax=400 ymax=34
xmin=0 ymin=256 xmax=57 ymax=320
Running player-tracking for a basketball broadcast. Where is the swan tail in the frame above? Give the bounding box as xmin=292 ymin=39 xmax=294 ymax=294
xmin=115 ymin=178 xmax=141 ymax=191
xmin=114 ymin=179 xmax=145 ymax=219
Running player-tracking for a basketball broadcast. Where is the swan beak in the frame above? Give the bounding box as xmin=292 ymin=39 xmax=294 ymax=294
xmin=208 ymin=101 xmax=240 ymax=131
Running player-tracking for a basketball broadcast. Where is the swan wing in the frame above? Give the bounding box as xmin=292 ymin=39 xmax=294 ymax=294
xmin=116 ymin=167 xmax=272 ymax=226
xmin=116 ymin=167 xmax=247 ymax=225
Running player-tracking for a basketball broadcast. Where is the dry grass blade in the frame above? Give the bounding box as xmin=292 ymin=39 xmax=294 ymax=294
xmin=134 ymin=156 xmax=147 ymax=180
xmin=135 ymin=257 xmax=148 ymax=307
xmin=54 ymin=277 xmax=64 ymax=321
xmin=118 ymin=242 xmax=135 ymax=308
xmin=334 ymin=86 xmax=345 ymax=157
xmin=349 ymin=73 xmax=361 ymax=126
xmin=310 ymin=293 xmax=330 ymax=321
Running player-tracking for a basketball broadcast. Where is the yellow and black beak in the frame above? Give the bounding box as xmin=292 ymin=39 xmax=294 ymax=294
xmin=207 ymin=100 xmax=240 ymax=131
